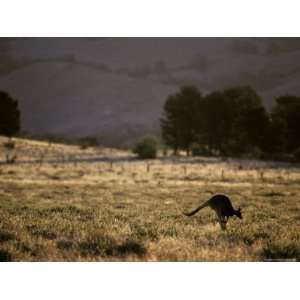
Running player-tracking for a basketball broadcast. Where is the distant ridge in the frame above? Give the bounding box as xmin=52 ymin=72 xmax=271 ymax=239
xmin=1 ymin=38 xmax=300 ymax=146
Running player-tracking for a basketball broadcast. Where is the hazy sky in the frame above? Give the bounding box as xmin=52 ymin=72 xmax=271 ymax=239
xmin=2 ymin=37 xmax=300 ymax=96
xmin=1 ymin=38 xmax=300 ymax=144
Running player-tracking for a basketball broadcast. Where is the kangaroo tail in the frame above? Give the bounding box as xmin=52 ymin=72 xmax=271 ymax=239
xmin=183 ymin=200 xmax=210 ymax=217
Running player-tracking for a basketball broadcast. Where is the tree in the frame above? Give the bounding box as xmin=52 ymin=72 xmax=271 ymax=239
xmin=271 ymin=95 xmax=300 ymax=153
xmin=161 ymin=95 xmax=180 ymax=154
xmin=199 ymin=86 xmax=269 ymax=156
xmin=0 ymin=91 xmax=21 ymax=137
xmin=238 ymin=106 xmax=272 ymax=154
xmin=222 ymin=87 xmax=269 ymax=155
xmin=199 ymin=90 xmax=232 ymax=155
xmin=161 ymin=85 xmax=202 ymax=155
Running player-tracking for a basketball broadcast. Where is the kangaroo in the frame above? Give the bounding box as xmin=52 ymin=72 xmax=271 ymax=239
xmin=183 ymin=194 xmax=242 ymax=230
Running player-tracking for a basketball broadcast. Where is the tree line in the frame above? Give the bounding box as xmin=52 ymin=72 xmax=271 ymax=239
xmin=161 ymin=85 xmax=300 ymax=160
xmin=1 ymin=87 xmax=300 ymax=161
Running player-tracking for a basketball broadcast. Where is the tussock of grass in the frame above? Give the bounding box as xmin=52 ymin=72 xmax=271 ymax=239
xmin=78 ymin=234 xmax=116 ymax=257
xmin=130 ymin=223 xmax=159 ymax=241
xmin=115 ymin=238 xmax=146 ymax=257
xmin=262 ymin=241 xmax=300 ymax=261
xmin=56 ymin=239 xmax=74 ymax=251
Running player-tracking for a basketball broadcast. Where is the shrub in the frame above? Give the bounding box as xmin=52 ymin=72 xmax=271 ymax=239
xmin=133 ymin=136 xmax=158 ymax=159
xmin=3 ymin=140 xmax=17 ymax=163
xmin=78 ymin=136 xmax=99 ymax=149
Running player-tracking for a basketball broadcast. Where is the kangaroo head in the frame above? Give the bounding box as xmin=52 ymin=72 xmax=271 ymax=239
xmin=235 ymin=207 xmax=242 ymax=219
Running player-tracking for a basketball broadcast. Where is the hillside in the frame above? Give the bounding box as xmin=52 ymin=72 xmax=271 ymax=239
xmin=1 ymin=38 xmax=300 ymax=146
xmin=0 ymin=62 xmax=173 ymax=146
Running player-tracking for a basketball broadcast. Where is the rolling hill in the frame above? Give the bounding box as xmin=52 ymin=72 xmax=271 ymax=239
xmin=1 ymin=38 xmax=300 ymax=146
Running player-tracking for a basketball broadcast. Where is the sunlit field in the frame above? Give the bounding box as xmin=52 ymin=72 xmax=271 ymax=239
xmin=0 ymin=137 xmax=299 ymax=261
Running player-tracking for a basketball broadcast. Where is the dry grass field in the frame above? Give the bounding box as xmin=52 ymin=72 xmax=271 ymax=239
xmin=0 ymin=136 xmax=299 ymax=261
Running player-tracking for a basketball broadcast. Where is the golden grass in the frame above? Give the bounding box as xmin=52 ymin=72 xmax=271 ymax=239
xmin=0 ymin=136 xmax=299 ymax=261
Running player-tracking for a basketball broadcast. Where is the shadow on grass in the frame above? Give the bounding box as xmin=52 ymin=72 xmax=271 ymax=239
xmin=225 ymin=226 xmax=271 ymax=246
xmin=0 ymin=249 xmax=12 ymax=262
xmin=0 ymin=231 xmax=15 ymax=243
xmin=77 ymin=234 xmax=146 ymax=258
xmin=17 ymin=242 xmax=41 ymax=257
xmin=240 ymin=231 xmax=270 ymax=246
xmin=26 ymin=224 xmax=57 ymax=240
xmin=262 ymin=241 xmax=300 ymax=261
xmin=261 ymin=192 xmax=285 ymax=197
xmin=116 ymin=239 xmax=146 ymax=257
xmin=57 ymin=239 xmax=74 ymax=251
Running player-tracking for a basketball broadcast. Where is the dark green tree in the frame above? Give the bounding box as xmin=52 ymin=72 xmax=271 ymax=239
xmin=199 ymin=86 xmax=269 ymax=156
xmin=222 ymin=86 xmax=268 ymax=155
xmin=0 ymin=91 xmax=21 ymax=137
xmin=161 ymin=95 xmax=181 ymax=154
xmin=271 ymin=95 xmax=300 ymax=153
xmin=200 ymin=90 xmax=233 ymax=154
xmin=247 ymin=107 xmax=271 ymax=149
xmin=161 ymin=86 xmax=202 ymax=155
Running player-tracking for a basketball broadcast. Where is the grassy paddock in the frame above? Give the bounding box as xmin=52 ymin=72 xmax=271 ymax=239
xmin=0 ymin=137 xmax=299 ymax=261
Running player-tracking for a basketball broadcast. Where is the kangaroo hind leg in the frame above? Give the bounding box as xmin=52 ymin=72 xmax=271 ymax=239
xmin=218 ymin=215 xmax=227 ymax=230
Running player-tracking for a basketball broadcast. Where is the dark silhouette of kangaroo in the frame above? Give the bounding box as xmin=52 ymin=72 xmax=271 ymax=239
xmin=183 ymin=194 xmax=242 ymax=230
